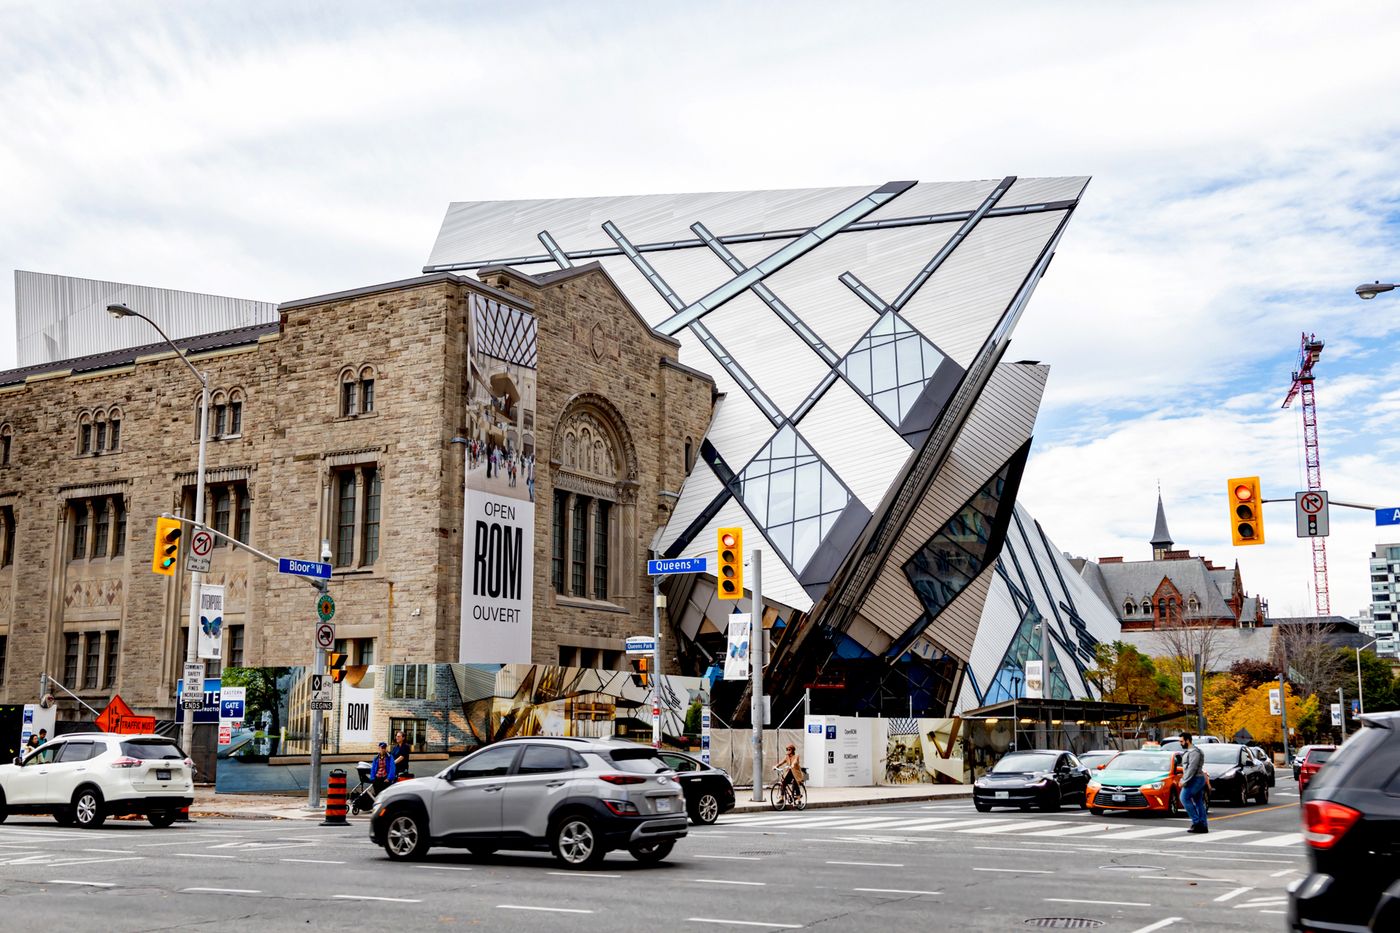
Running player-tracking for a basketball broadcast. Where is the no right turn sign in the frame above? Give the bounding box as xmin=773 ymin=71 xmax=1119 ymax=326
xmin=1295 ymin=490 xmax=1330 ymax=538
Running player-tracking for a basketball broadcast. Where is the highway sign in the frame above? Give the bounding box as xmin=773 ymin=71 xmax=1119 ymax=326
xmin=186 ymin=527 xmax=214 ymax=573
xmin=1378 ymin=507 xmax=1400 ymax=527
xmin=1295 ymin=490 xmax=1330 ymax=538
xmin=625 ymin=635 xmax=657 ymax=655
xmin=181 ymin=663 xmax=206 ymax=710
xmin=317 ymin=592 xmax=335 ymax=622
xmin=647 ymin=557 xmax=707 ymax=575
xmin=278 ymin=557 xmax=332 ymax=579
xmin=310 ymin=674 xmax=334 ymax=711
xmin=315 ymin=621 xmax=336 ymax=651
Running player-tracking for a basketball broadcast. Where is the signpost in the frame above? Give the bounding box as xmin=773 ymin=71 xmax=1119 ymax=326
xmin=181 ymin=662 xmax=206 ymax=710
xmin=317 ymin=592 xmax=335 ymax=622
xmin=644 ymin=558 xmax=707 ymax=750
xmin=700 ymin=706 xmax=711 ymax=766
xmin=278 ymin=557 xmax=333 ymax=580
xmin=1295 ymin=490 xmax=1330 ymax=538
xmin=186 ymin=527 xmax=214 ymax=573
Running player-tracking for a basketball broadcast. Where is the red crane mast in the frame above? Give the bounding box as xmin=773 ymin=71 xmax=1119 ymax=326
xmin=1281 ymin=332 xmax=1328 ymax=615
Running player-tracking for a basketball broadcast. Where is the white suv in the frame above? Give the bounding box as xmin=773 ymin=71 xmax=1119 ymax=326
xmin=0 ymin=733 xmax=195 ymax=828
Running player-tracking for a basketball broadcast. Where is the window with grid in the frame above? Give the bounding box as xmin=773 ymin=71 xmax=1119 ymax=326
xmin=362 ymin=467 xmax=381 ymax=566
xmin=388 ymin=664 xmax=430 ymax=700
xmin=93 ymin=499 xmax=109 ymax=555
xmin=213 ymin=404 xmax=227 ymax=437
xmin=113 ymin=500 xmax=126 ymax=556
xmin=361 ymin=379 xmax=375 ymax=414
xmin=571 ymin=496 xmax=588 ymax=596
xmin=552 ymin=490 xmax=566 ymax=593
xmin=71 ymin=504 xmax=88 ymax=560
xmin=229 ymin=400 xmax=242 ymax=435
xmin=109 ymin=418 xmax=120 ymax=451
xmin=63 ymin=633 xmax=79 ymax=687
xmin=0 ymin=426 xmax=10 ymax=465
xmin=104 ymin=631 xmax=119 ymax=688
xmin=359 ymin=638 xmax=375 ymax=666
xmin=95 ymin=420 xmax=107 ymax=451
xmin=1 ymin=505 xmax=14 ymax=567
xmin=80 ymin=423 xmax=92 ymax=454
xmin=83 ymin=633 xmax=100 ymax=689
xmin=593 ymin=501 xmax=610 ymax=599
xmin=341 ymin=380 xmax=358 ymax=417
xmin=213 ymin=488 xmax=231 ymax=541
xmin=389 ymin=717 xmax=427 ymax=752
xmin=336 ymin=471 xmax=357 ymax=566
xmin=227 ymin=624 xmax=244 ymax=667
xmin=236 ymin=491 xmax=250 ymax=544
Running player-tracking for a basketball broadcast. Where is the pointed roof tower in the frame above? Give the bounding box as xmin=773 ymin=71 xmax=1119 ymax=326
xmin=1151 ymin=491 xmax=1174 ymax=559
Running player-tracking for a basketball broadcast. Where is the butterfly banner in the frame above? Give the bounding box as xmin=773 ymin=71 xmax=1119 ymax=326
xmin=198 ymin=583 xmax=224 ymax=661
xmin=723 ymin=614 xmax=751 ymax=681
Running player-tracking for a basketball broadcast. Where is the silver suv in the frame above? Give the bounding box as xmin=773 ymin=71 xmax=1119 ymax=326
xmin=369 ymin=737 xmax=687 ymax=868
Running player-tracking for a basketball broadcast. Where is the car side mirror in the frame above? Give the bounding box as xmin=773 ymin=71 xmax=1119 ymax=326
xmin=11 ymin=756 xmax=20 ymax=766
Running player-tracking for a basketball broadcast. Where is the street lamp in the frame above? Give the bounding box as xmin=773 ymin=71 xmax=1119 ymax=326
xmin=1355 ymin=282 xmax=1397 ymax=300
xmin=1355 ymin=638 xmax=1379 ymax=716
xmin=108 ymin=302 xmax=210 ymax=759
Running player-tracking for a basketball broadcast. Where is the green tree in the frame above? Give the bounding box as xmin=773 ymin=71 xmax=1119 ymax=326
xmin=221 ymin=667 xmax=287 ymax=738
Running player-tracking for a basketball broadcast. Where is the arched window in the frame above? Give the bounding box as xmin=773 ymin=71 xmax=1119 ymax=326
xmin=93 ymin=410 xmax=107 ymax=453
xmin=358 ymin=366 xmax=375 ymax=414
xmin=1123 ymin=601 xmax=1134 ymax=616
xmin=0 ymin=422 xmax=12 ymax=466
xmin=1141 ymin=600 xmax=1151 ymax=616
xmin=211 ymin=390 xmax=229 ymax=437
xmin=78 ymin=412 xmax=93 ymax=455
xmin=1187 ymin=595 xmax=1199 ymax=613
xmin=106 ymin=407 xmax=122 ymax=451
xmin=550 ymin=396 xmax=636 ymax=604
xmin=340 ymin=367 xmax=359 ymax=417
xmin=1157 ymin=598 xmax=1167 ymax=619
xmin=228 ymin=388 xmax=244 ymax=436
xmin=684 ymin=436 xmax=694 ymax=473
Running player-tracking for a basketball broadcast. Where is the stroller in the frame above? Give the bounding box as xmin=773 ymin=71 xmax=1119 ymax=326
xmin=348 ymin=760 xmax=414 ymax=814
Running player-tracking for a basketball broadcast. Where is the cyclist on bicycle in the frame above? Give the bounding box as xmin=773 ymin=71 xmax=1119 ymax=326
xmin=773 ymin=743 xmax=804 ymax=796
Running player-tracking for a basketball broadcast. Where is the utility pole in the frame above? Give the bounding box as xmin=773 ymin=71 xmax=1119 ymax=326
xmin=308 ymin=536 xmax=332 ymax=810
xmin=652 ymin=578 xmax=663 ymax=749
xmin=750 ymin=548 xmax=764 ymax=803
xmin=1278 ymin=673 xmax=1291 ymax=766
xmin=1337 ymin=687 xmax=1348 ymax=742
xmin=1195 ymin=652 xmax=1206 ymax=737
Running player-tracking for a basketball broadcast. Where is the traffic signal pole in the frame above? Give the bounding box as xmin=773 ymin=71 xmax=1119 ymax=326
xmin=652 ymin=577 xmax=662 ymax=748
xmin=181 ymin=378 xmax=210 ymax=762
xmin=750 ymin=548 xmax=764 ymax=803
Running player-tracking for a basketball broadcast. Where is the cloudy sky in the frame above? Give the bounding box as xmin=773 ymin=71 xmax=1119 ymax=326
xmin=3 ymin=0 xmax=1398 ymax=617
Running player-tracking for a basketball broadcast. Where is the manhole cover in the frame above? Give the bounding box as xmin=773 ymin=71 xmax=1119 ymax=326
xmin=1098 ymin=864 xmax=1164 ymax=872
xmin=1024 ymin=921 xmax=1104 ymax=929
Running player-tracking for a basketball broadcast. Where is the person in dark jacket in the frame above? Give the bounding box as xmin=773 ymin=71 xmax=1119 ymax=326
xmin=369 ymin=742 xmax=396 ymax=793
xmin=1179 ymin=733 xmax=1210 ymax=834
xmin=392 ymin=731 xmax=411 ymax=779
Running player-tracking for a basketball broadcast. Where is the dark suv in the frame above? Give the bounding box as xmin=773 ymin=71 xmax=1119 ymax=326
xmin=1288 ymin=711 xmax=1400 ymax=932
xmin=369 ymin=737 xmax=688 ymax=868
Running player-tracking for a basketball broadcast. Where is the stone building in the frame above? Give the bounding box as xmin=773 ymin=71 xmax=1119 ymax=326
xmin=0 ymin=267 xmax=712 ymax=719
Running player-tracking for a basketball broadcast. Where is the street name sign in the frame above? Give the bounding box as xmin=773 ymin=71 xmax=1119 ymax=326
xmin=181 ymin=662 xmax=206 ymax=710
xmin=625 ymin=635 xmax=657 ymax=655
xmin=278 ymin=557 xmax=332 ymax=579
xmin=186 ymin=528 xmax=214 ymax=573
xmin=647 ymin=557 xmax=707 ymax=575
xmin=1378 ymin=507 xmax=1400 ymax=527
xmin=1295 ymin=490 xmax=1330 ymax=538
xmin=309 ymin=674 xmax=333 ymax=711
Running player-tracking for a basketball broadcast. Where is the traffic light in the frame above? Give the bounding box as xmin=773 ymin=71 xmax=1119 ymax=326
xmin=151 ymin=516 xmax=182 ymax=575
xmin=329 ymin=652 xmax=348 ymax=684
xmin=630 ymin=656 xmax=650 ymax=689
xmin=1228 ymin=476 xmax=1265 ymax=546
xmin=717 ymin=527 xmax=743 ymax=600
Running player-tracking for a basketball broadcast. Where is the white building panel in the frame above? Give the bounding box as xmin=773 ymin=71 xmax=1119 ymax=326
xmin=862 ymin=178 xmax=1000 ymax=222
xmin=798 ymin=377 xmax=911 ymax=513
xmin=701 ymin=290 xmax=835 ymax=419
xmin=999 ymin=176 xmax=1090 ymax=207
xmin=674 ymin=498 xmax=811 ymax=612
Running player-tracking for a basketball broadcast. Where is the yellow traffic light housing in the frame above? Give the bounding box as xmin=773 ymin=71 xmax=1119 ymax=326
xmin=152 ymin=516 xmax=182 ymax=576
xmin=630 ymin=655 xmax=650 ymax=689
xmin=329 ymin=652 xmax=348 ymax=684
xmin=1228 ymin=476 xmax=1265 ymax=546
xmin=717 ymin=527 xmax=744 ymax=600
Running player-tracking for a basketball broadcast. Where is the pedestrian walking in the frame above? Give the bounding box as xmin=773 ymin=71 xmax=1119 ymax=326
xmin=1179 ymin=732 xmax=1211 ymax=834
xmin=369 ymin=741 xmax=396 ymax=794
xmin=392 ymin=731 xmax=412 ymax=779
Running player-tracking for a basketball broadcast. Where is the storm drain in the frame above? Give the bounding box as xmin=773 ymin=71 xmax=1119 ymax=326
xmin=1024 ymin=920 xmax=1104 ymax=929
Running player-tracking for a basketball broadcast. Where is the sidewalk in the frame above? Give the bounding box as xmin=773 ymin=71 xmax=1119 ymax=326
xmin=191 ymin=782 xmax=971 ymax=821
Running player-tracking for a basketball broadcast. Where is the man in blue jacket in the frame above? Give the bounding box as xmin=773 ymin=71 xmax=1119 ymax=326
xmin=369 ymin=741 xmax=396 ymax=794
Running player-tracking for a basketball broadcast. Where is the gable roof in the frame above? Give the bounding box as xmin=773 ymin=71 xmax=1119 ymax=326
xmin=1094 ymin=557 xmax=1232 ymax=619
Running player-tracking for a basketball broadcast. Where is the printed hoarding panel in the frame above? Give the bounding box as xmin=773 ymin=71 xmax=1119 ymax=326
xmin=198 ymin=584 xmax=224 ymax=661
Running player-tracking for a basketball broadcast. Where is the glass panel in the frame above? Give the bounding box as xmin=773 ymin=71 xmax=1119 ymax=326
xmin=93 ymin=500 xmax=109 ymax=557
xmin=743 ymin=474 xmax=769 ymax=525
xmin=213 ymin=489 xmax=231 ymax=539
xmin=84 ymin=634 xmax=100 ymax=688
xmin=363 ymin=468 xmax=381 ymax=565
xmin=236 ymin=491 xmax=250 ymax=544
xmin=109 ymin=420 xmax=121 ymax=450
xmin=342 ymin=381 xmax=357 ymax=416
xmin=81 ymin=424 xmax=91 ymax=453
xmin=64 ymin=633 xmax=79 ymax=685
xmin=213 ymin=405 xmax=226 ymax=437
xmin=455 ymin=745 xmax=517 ymax=779
xmin=105 ymin=631 xmax=118 ymax=687
xmin=593 ymin=501 xmax=609 ymax=600
xmin=114 ymin=501 xmax=126 ymax=556
xmin=71 ymin=505 xmax=88 ymax=560
xmin=229 ymin=402 xmax=242 ymax=435
xmin=551 ymin=491 xmax=566 ymax=593
xmin=361 ymin=380 xmax=374 ymax=413
xmin=95 ymin=422 xmax=107 ymax=451
xmin=793 ymin=461 xmax=822 ymax=520
xmin=336 ymin=473 xmax=356 ymax=566
xmin=571 ymin=497 xmax=587 ymax=596
xmin=518 ymin=744 xmax=573 ymax=774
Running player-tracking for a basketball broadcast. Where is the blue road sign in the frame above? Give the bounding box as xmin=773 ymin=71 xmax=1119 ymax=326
xmin=278 ymin=557 xmax=332 ymax=579
xmin=625 ymin=636 xmax=657 ymax=654
xmin=175 ymin=678 xmax=223 ymax=724
xmin=647 ymin=556 xmax=707 ymax=575
xmin=220 ymin=698 xmax=246 ymax=720
xmin=1377 ymin=508 xmax=1400 ymax=527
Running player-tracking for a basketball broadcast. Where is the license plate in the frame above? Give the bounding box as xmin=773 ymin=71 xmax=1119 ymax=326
xmin=156 ymin=769 xmax=172 ymax=781
xmin=656 ymin=797 xmax=673 ymax=812
xmin=995 ymin=791 xmax=1008 ymax=799
xmin=1112 ymin=793 xmax=1126 ymax=802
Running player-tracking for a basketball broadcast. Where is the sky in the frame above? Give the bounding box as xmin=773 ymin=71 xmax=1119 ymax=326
xmin=2 ymin=0 xmax=1398 ymax=618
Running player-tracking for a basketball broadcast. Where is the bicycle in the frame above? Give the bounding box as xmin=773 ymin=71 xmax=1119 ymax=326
xmin=768 ymin=766 xmax=808 ymax=811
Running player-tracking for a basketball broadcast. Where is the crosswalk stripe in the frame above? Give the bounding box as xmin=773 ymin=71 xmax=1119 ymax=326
xmin=956 ymin=821 xmax=1049 ymax=835
xmin=1094 ymin=826 xmax=1187 ymax=840
xmin=1161 ymin=830 xmax=1258 ymax=844
xmin=1245 ymin=833 xmax=1303 ymax=847
xmin=1019 ymin=824 xmax=1124 ymax=837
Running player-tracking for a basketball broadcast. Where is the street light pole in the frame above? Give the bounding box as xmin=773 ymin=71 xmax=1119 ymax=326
xmin=1356 ymin=638 xmax=1378 ymax=716
xmin=109 ymin=303 xmax=209 ymax=758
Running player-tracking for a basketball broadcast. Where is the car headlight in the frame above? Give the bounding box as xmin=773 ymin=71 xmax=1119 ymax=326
xmin=1088 ymin=779 xmax=1101 ymax=789
xmin=1143 ymin=781 xmax=1164 ymax=791
xmin=1033 ymin=778 xmax=1051 ymax=787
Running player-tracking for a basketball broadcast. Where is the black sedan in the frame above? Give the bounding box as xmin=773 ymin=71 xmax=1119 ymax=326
xmin=1202 ymin=743 xmax=1270 ymax=806
xmin=973 ymin=750 xmax=1091 ymax=812
xmin=1246 ymin=745 xmax=1276 ymax=787
xmin=659 ymin=751 xmax=736 ymax=825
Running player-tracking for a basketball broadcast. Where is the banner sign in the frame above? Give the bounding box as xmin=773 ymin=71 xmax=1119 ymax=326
xmin=1269 ymin=687 xmax=1282 ymax=716
xmin=1024 ymin=660 xmax=1044 ymax=700
xmin=700 ymin=706 xmax=711 ymax=766
xmin=1181 ymin=671 xmax=1198 ymax=706
xmin=198 ymin=584 xmax=224 ymax=661
xmin=460 ymin=295 xmax=537 ymax=664
xmin=723 ymin=614 xmax=751 ymax=681
xmin=1330 ymin=703 xmax=1343 ymax=727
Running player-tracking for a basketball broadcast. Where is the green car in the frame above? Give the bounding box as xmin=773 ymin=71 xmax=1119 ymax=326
xmin=1086 ymin=750 xmax=1188 ymax=817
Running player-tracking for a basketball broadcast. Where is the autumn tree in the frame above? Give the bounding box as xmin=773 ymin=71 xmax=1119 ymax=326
xmin=1229 ymin=658 xmax=1279 ymax=690
xmin=1085 ymin=642 xmax=1176 ymax=714
xmin=1215 ymin=680 xmax=1317 ymax=747
xmin=1273 ymin=621 xmax=1345 ymax=699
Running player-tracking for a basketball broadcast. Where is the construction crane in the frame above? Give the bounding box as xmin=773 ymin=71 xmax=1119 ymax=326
xmin=1281 ymin=332 xmax=1329 ymax=615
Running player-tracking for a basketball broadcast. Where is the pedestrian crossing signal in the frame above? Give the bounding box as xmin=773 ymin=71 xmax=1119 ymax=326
xmin=329 ymin=652 xmax=348 ymax=684
xmin=717 ymin=527 xmax=743 ymax=600
xmin=630 ymin=656 xmax=650 ymax=689
xmin=1228 ymin=477 xmax=1265 ymax=546
xmin=151 ymin=516 xmax=182 ymax=576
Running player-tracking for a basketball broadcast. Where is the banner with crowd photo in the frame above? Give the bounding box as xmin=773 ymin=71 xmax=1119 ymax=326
xmin=877 ymin=717 xmax=968 ymax=785
xmin=461 ymin=294 xmax=538 ymax=664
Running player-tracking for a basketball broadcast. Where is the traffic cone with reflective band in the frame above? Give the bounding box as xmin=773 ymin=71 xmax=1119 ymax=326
xmin=321 ymin=768 xmax=349 ymax=826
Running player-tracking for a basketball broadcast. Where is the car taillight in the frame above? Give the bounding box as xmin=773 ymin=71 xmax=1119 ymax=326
xmin=603 ymin=799 xmax=640 ymax=815
xmin=1302 ymin=800 xmax=1361 ymax=849
xmin=110 ymin=757 xmax=143 ymax=769
xmin=600 ymin=774 xmax=646 ymax=785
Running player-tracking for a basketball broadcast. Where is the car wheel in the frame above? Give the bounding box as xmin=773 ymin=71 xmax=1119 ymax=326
xmin=1167 ymin=793 xmax=1181 ymax=818
xmin=1089 ymin=806 xmax=1104 ymax=815
xmin=974 ymin=799 xmax=991 ymax=813
xmin=1040 ymin=790 xmax=1061 ymax=812
xmin=54 ymin=811 xmax=74 ymax=826
xmin=382 ymin=811 xmax=429 ymax=861
xmin=147 ymin=810 xmax=178 ymax=828
xmin=552 ymin=815 xmax=605 ymax=869
xmin=71 ymin=788 xmax=106 ymax=829
xmin=629 ymin=840 xmax=674 ymax=864
xmin=1235 ymin=783 xmax=1247 ymax=807
xmin=1256 ymin=785 xmax=1269 ymax=805
xmin=691 ymin=792 xmax=722 ymax=825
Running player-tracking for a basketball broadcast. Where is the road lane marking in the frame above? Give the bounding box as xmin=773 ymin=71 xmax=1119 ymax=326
xmin=47 ymin=880 xmax=116 ymax=887
xmin=696 ymin=854 xmax=763 ymax=861
xmin=48 ymin=856 xmax=144 ymax=867
xmin=175 ymin=853 xmax=236 ymax=859
xmin=1209 ymin=803 xmax=1297 ymax=820
xmin=1095 ymin=827 xmax=1187 ymax=841
xmin=1046 ymin=898 xmax=1152 ymax=907
xmin=854 ymin=888 xmax=942 ymax=896
xmin=1163 ymin=830 xmax=1259 ymax=843
xmin=334 ymin=895 xmax=422 ymax=903
xmin=694 ymin=878 xmax=766 ymax=886
xmin=1214 ymin=886 xmax=1253 ymax=902
xmin=547 ymin=871 xmax=620 ymax=878
xmin=1021 ymin=824 xmax=1124 ymax=837
xmin=1246 ymin=833 xmax=1303 ymax=847
xmin=1270 ymin=868 xmax=1297 ymax=877
xmin=974 ymin=867 xmax=1053 ymax=874
xmin=1127 ymin=920 xmax=1182 ymax=933
xmin=825 ymin=860 xmax=903 ymax=867
xmin=181 ymin=887 xmax=261 ymax=894
xmin=497 ymin=905 xmax=593 ymax=913
xmin=81 ymin=849 xmax=135 ymax=854
xmin=974 ymin=846 xmax=1078 ymax=855
xmin=417 ymin=865 xmax=473 ymax=872
xmin=280 ymin=858 xmax=345 ymax=864
xmin=687 ymin=920 xmax=802 ymax=929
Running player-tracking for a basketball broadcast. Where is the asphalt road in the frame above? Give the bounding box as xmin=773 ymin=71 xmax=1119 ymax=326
xmin=0 ymin=776 xmax=1309 ymax=932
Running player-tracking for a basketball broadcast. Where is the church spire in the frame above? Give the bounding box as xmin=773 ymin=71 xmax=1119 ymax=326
xmin=1151 ymin=491 xmax=1174 ymax=559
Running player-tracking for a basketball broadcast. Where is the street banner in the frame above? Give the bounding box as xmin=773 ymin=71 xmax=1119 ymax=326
xmin=1269 ymin=687 xmax=1282 ymax=716
xmin=339 ymin=680 xmax=376 ymax=746
xmin=1330 ymin=703 xmax=1343 ymax=727
xmin=198 ymin=583 xmax=224 ymax=661
xmin=1024 ymin=660 xmax=1044 ymax=699
xmin=460 ymin=295 xmax=538 ymax=664
xmin=700 ymin=706 xmax=711 ymax=766
xmin=724 ymin=614 xmax=751 ymax=681
xmin=1181 ymin=671 xmax=1198 ymax=706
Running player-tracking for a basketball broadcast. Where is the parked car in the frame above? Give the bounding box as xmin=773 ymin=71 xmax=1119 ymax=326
xmin=1288 ymin=712 xmax=1400 ymax=932
xmin=369 ymin=737 xmax=688 ymax=868
xmin=1246 ymin=745 xmax=1277 ymax=787
xmin=1077 ymin=750 xmax=1121 ymax=772
xmin=1299 ymin=745 xmax=1337 ymax=795
xmin=973 ymin=750 xmax=1091 ymax=812
xmin=1087 ymin=749 xmax=1186 ymax=817
xmin=1159 ymin=735 xmax=1223 ymax=753
xmin=1201 ymin=742 xmax=1270 ymax=805
xmin=1293 ymin=744 xmax=1326 ymax=782
xmin=657 ymin=751 xmax=735 ymax=825
xmin=0 ymin=732 xmax=194 ymax=828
